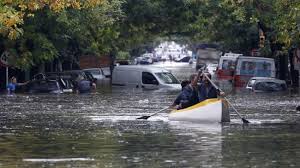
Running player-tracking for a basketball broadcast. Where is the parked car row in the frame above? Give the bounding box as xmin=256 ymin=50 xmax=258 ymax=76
xmin=14 ymin=68 xmax=112 ymax=94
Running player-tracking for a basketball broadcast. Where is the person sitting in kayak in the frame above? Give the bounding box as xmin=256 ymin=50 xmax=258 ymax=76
xmin=198 ymin=72 xmax=225 ymax=102
xmin=171 ymin=74 xmax=199 ymax=110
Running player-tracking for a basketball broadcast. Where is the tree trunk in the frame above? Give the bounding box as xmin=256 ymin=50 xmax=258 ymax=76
xmin=289 ymin=48 xmax=299 ymax=87
xmin=109 ymin=49 xmax=117 ymax=82
xmin=278 ymin=54 xmax=288 ymax=80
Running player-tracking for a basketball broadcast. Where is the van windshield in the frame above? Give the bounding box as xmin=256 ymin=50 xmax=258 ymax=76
xmin=155 ymin=72 xmax=180 ymax=84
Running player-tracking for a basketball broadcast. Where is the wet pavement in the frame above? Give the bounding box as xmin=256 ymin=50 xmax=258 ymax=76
xmin=0 ymin=62 xmax=299 ymax=167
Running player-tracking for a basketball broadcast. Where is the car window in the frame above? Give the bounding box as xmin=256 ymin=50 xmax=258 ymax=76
xmin=101 ymin=67 xmax=111 ymax=77
xmin=255 ymin=62 xmax=272 ymax=77
xmin=48 ymin=81 xmax=59 ymax=90
xmin=155 ymin=72 xmax=180 ymax=84
xmin=84 ymin=71 xmax=94 ymax=80
xmin=240 ymin=61 xmax=256 ymax=75
xmin=86 ymin=70 xmax=102 ymax=76
xmin=142 ymin=72 xmax=159 ymax=85
xmin=254 ymin=81 xmax=283 ymax=91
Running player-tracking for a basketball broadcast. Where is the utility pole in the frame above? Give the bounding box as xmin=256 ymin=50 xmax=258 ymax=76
xmin=0 ymin=51 xmax=9 ymax=86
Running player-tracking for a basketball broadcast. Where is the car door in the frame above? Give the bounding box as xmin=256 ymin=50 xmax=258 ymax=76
xmin=141 ymin=72 xmax=159 ymax=89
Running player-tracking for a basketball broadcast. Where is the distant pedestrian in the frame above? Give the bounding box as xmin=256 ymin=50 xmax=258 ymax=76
xmin=169 ymin=55 xmax=173 ymax=62
xmin=6 ymin=76 xmax=28 ymax=94
xmin=7 ymin=77 xmax=16 ymax=94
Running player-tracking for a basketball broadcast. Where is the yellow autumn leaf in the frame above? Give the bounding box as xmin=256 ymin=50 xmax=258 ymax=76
xmin=8 ymin=29 xmax=17 ymax=40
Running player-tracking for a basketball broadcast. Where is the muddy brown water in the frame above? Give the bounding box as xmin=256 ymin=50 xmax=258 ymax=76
xmin=0 ymin=62 xmax=299 ymax=167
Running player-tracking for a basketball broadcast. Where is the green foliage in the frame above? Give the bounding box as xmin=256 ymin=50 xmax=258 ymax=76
xmin=2 ymin=0 xmax=300 ymax=70
xmin=116 ymin=51 xmax=130 ymax=60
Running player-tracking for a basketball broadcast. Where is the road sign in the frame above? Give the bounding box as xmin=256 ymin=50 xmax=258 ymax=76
xmin=0 ymin=51 xmax=9 ymax=67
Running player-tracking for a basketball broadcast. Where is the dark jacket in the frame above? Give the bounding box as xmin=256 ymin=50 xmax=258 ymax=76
xmin=173 ymin=85 xmax=199 ymax=109
xmin=198 ymin=83 xmax=218 ymax=102
xmin=77 ymin=80 xmax=92 ymax=93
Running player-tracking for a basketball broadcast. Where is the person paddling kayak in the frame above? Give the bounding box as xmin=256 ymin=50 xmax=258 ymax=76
xmin=197 ymin=72 xmax=225 ymax=103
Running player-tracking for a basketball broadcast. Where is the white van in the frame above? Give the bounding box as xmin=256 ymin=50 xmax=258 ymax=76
xmin=112 ymin=65 xmax=181 ymax=90
xmin=234 ymin=56 xmax=276 ymax=87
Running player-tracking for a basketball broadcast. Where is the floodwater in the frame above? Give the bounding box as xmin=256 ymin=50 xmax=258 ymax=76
xmin=0 ymin=62 xmax=299 ymax=167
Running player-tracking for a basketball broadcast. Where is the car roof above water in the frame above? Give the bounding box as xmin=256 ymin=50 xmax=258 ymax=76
xmin=249 ymin=77 xmax=285 ymax=82
xmin=114 ymin=65 xmax=170 ymax=73
xmin=247 ymin=76 xmax=286 ymax=86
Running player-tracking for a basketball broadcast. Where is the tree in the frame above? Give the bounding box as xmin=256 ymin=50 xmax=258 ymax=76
xmin=0 ymin=0 xmax=123 ymax=69
xmin=0 ymin=0 xmax=106 ymax=40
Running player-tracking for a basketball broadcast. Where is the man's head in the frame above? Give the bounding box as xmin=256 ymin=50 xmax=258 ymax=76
xmin=189 ymin=74 xmax=198 ymax=87
xmin=203 ymin=73 xmax=212 ymax=84
xmin=181 ymin=80 xmax=190 ymax=90
xmin=10 ymin=76 xmax=17 ymax=83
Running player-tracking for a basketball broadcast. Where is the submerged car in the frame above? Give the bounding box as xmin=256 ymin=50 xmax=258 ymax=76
xmin=25 ymin=79 xmax=64 ymax=94
xmin=46 ymin=70 xmax=97 ymax=88
xmin=174 ymin=56 xmax=191 ymax=62
xmin=33 ymin=73 xmax=74 ymax=93
xmin=139 ymin=56 xmax=153 ymax=64
xmin=246 ymin=77 xmax=287 ymax=92
xmin=83 ymin=68 xmax=106 ymax=82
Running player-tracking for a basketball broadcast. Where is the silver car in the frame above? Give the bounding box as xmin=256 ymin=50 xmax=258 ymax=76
xmin=246 ymin=77 xmax=287 ymax=92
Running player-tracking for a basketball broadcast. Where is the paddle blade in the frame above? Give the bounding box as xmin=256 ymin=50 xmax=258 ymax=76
xmin=136 ymin=116 xmax=151 ymax=120
xmin=242 ymin=118 xmax=250 ymax=124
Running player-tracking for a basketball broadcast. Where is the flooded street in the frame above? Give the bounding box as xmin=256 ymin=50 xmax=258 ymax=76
xmin=0 ymin=62 xmax=300 ymax=167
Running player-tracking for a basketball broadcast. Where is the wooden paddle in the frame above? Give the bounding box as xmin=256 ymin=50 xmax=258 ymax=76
xmin=202 ymin=72 xmax=250 ymax=124
xmin=136 ymin=107 xmax=170 ymax=120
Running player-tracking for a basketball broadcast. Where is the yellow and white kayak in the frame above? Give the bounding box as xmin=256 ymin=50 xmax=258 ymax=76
xmin=169 ymin=98 xmax=230 ymax=123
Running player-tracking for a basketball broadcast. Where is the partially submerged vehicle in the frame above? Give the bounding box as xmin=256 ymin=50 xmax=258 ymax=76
xmin=140 ymin=56 xmax=153 ymax=64
xmin=169 ymin=98 xmax=230 ymax=123
xmin=246 ymin=77 xmax=287 ymax=92
xmin=234 ymin=57 xmax=275 ymax=87
xmin=33 ymin=73 xmax=73 ymax=93
xmin=112 ymin=65 xmax=181 ymax=90
xmin=174 ymin=55 xmax=191 ymax=62
xmin=46 ymin=70 xmax=97 ymax=88
xmin=216 ymin=54 xmax=276 ymax=87
xmin=25 ymin=79 xmax=64 ymax=94
xmin=83 ymin=68 xmax=105 ymax=81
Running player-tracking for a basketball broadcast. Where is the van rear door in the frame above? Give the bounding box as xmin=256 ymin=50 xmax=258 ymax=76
xmin=216 ymin=57 xmax=237 ymax=80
